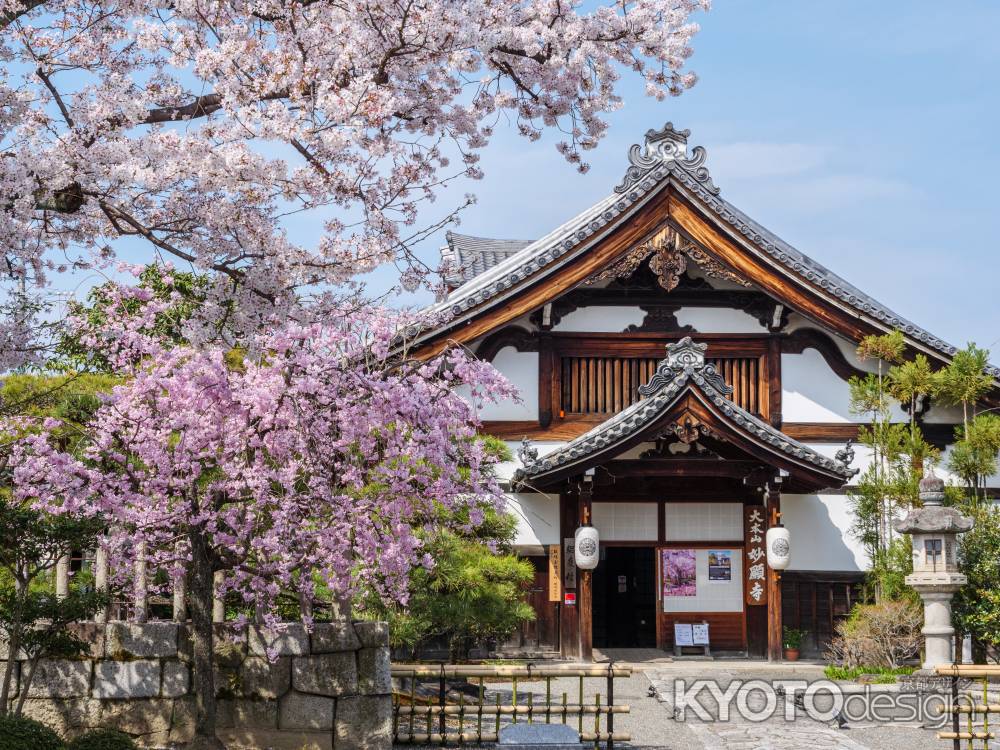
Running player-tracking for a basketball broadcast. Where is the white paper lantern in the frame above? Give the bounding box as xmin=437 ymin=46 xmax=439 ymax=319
xmin=574 ymin=526 xmax=600 ymax=570
xmin=766 ymin=525 xmax=791 ymax=570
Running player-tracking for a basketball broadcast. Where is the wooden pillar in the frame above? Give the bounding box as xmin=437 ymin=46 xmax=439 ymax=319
xmin=766 ymin=487 xmax=783 ymax=661
xmin=578 ymin=480 xmax=594 ymax=663
xmin=558 ymin=491 xmax=579 ymax=659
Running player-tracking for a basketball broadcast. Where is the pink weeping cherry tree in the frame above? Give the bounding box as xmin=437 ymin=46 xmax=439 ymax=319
xmin=9 ymin=299 xmax=515 ymax=749
xmin=0 ymin=0 xmax=707 ymax=360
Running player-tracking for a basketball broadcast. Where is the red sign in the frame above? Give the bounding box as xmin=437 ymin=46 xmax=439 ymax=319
xmin=564 ymin=592 xmax=577 ymax=606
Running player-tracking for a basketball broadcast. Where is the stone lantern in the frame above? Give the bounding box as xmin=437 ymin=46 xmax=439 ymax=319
xmin=893 ymin=473 xmax=973 ymax=669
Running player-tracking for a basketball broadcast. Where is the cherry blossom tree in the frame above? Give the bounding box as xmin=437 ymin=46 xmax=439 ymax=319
xmin=0 ymin=0 xmax=707 ymax=360
xmin=7 ymin=299 xmax=515 ymax=749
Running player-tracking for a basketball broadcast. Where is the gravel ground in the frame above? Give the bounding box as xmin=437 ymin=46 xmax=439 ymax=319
xmin=394 ymin=660 xmax=977 ymax=749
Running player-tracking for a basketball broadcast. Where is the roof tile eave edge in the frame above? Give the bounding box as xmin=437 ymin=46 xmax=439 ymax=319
xmin=516 ymin=368 xmax=852 ymax=483
xmin=408 ymin=167 xmax=675 ymax=347
xmin=667 ymin=167 xmax=999 ymax=378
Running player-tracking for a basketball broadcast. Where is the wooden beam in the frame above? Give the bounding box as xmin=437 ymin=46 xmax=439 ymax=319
xmin=578 ymin=483 xmax=594 ymax=663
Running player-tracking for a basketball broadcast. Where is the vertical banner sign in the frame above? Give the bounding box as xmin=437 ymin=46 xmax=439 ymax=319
xmin=744 ymin=506 xmax=768 ymax=606
xmin=563 ymin=537 xmax=577 ymax=590
xmin=548 ymin=544 xmax=562 ymax=602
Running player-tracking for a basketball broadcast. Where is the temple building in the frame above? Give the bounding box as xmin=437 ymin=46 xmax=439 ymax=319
xmin=408 ymin=124 xmax=998 ymax=661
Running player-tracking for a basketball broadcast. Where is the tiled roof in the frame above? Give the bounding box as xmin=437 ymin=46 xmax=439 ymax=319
xmin=441 ymin=232 xmax=533 ymax=286
xmin=419 ymin=123 xmax=996 ymax=378
xmin=514 ymin=338 xmax=855 ymax=485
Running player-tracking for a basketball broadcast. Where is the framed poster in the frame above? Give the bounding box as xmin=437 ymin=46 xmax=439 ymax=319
xmin=707 ymin=550 xmax=732 ymax=582
xmin=661 ymin=548 xmax=696 ymax=597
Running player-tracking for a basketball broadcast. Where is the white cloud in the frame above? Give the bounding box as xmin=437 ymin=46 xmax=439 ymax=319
xmin=708 ymin=142 xmax=830 ymax=181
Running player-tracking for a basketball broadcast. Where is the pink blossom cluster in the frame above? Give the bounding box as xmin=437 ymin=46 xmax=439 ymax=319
xmin=0 ymin=0 xmax=707 ymax=366
xmin=6 ymin=299 xmax=516 ymax=625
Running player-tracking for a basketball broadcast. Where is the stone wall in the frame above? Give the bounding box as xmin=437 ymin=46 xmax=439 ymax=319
xmin=2 ymin=620 xmax=392 ymax=750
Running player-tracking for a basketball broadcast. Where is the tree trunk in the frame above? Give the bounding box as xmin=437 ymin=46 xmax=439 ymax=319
xmin=0 ymin=630 xmax=18 ymax=715
xmin=188 ymin=527 xmax=224 ymax=750
xmin=13 ymin=656 xmax=39 ymax=716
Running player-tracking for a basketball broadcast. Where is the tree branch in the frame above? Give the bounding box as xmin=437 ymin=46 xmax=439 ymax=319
xmin=0 ymin=0 xmax=45 ymax=30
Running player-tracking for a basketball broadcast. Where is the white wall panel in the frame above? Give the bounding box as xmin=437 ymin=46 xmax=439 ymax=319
xmin=554 ymin=306 xmax=644 ymax=332
xmin=473 ymin=348 xmax=538 ymax=421
xmin=664 ymin=502 xmax=743 ymax=541
xmin=781 ymin=493 xmax=867 ymax=571
xmin=675 ymin=307 xmax=765 ymax=333
xmin=592 ymin=502 xmax=659 ymax=541
xmin=663 ymin=548 xmax=743 ymax=613
xmin=505 ymin=492 xmax=560 ymax=548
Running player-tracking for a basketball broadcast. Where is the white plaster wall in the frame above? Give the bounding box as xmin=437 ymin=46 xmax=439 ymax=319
xmin=675 ymin=307 xmax=765 ymax=333
xmin=781 ymin=348 xmax=908 ymax=423
xmin=781 ymin=493 xmax=867 ymax=572
xmin=470 ymin=347 xmax=538 ymax=421
xmin=504 ymin=492 xmax=560 ymax=548
xmin=592 ymin=502 xmax=659 ymax=541
xmin=495 ymin=440 xmax=567 ymax=481
xmin=554 ymin=306 xmax=643 ymax=332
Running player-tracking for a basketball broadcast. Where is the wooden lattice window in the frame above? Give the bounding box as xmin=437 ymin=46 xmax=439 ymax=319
xmin=559 ymin=354 xmax=767 ymax=417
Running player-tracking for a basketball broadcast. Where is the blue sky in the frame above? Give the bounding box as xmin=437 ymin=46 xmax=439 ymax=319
xmin=372 ymin=0 xmax=1000 ymax=356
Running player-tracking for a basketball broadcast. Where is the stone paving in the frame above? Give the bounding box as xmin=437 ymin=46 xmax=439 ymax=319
xmin=396 ymin=659 xmax=966 ymax=750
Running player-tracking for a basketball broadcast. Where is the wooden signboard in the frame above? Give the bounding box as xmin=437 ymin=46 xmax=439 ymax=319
xmin=548 ymin=544 xmax=562 ymax=602
xmin=744 ymin=506 xmax=768 ymax=606
xmin=563 ymin=537 xmax=577 ymax=590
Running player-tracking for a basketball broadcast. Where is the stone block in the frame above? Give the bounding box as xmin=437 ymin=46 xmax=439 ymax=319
xmin=497 ymin=723 xmax=586 ymax=749
xmin=353 ymin=621 xmax=389 ymax=649
xmin=219 ymin=698 xmax=278 ymax=729
xmin=218 ymin=728 xmax=332 ymax=750
xmin=106 ymin=621 xmax=178 ymax=658
xmin=334 ymin=695 xmax=392 ymax=750
xmin=311 ymin=621 xmax=360 ymax=653
xmin=66 ymin=622 xmax=105 ymax=658
xmin=27 ymin=659 xmax=92 ymax=698
xmin=357 ymin=647 xmax=391 ymax=695
xmin=0 ymin=661 xmax=18 ymax=698
xmin=279 ymin=691 xmax=334 ymax=730
xmin=99 ymin=697 xmax=174 ymax=736
xmin=170 ymin=695 xmax=197 ymax=742
xmin=292 ymin=652 xmax=357 ymax=697
xmin=162 ymin=661 xmax=190 ymax=697
xmin=249 ymin=623 xmax=310 ymax=657
xmin=239 ymin=656 xmax=291 ymax=698
xmin=93 ymin=659 xmax=161 ymax=699
xmin=19 ymin=698 xmax=101 ymax=735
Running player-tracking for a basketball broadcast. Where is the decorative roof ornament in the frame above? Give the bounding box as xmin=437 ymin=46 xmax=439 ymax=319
xmin=638 ymin=337 xmax=733 ymax=396
xmin=517 ymin=436 xmax=538 ymax=466
xmin=615 ymin=123 xmax=720 ymax=196
xmin=582 ymin=226 xmax=750 ymax=291
xmin=835 ymin=438 xmax=855 ymax=467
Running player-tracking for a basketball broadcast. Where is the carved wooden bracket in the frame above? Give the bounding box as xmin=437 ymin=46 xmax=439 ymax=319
xmin=475 ymin=325 xmax=538 ymax=362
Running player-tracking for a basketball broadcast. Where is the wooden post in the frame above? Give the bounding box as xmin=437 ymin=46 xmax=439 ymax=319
xmin=55 ymin=554 xmax=70 ymax=600
xmin=134 ymin=543 xmax=148 ymax=624
xmin=766 ymin=487 xmax=782 ymax=661
xmin=94 ymin=543 xmax=109 ymax=623
xmin=578 ymin=480 xmax=594 ymax=663
xmin=212 ymin=571 xmax=225 ymax=623
xmin=559 ymin=491 xmax=579 ymax=659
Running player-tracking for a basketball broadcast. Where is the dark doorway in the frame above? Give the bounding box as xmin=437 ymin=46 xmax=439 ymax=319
xmin=593 ymin=547 xmax=656 ymax=648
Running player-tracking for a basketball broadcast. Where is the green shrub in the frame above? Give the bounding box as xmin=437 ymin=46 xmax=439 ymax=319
xmin=823 ymin=664 xmax=916 ymax=683
xmin=0 ymin=715 xmax=65 ymax=750
xmin=67 ymin=729 xmax=137 ymax=750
